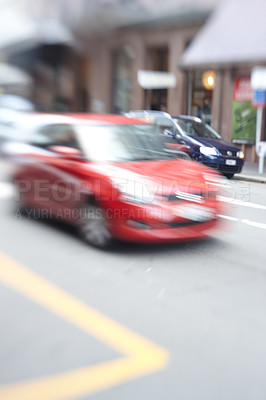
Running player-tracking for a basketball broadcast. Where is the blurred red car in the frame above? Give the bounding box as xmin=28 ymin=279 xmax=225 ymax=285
xmin=8 ymin=113 xmax=225 ymax=248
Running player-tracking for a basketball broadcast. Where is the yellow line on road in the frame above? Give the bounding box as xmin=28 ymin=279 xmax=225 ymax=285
xmin=0 ymin=355 xmax=166 ymax=400
xmin=0 ymin=252 xmax=169 ymax=400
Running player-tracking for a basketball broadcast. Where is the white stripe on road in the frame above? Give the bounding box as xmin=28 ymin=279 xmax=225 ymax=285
xmin=218 ymin=214 xmax=239 ymax=222
xmin=218 ymin=196 xmax=266 ymax=210
xmin=241 ymin=219 xmax=266 ymax=230
xmin=219 ymin=215 xmax=266 ymax=230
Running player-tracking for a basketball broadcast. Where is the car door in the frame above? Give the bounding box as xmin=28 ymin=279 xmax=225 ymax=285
xmin=28 ymin=123 xmax=85 ymax=218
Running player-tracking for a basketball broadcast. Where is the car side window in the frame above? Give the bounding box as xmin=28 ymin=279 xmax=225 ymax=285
xmin=32 ymin=124 xmax=80 ymax=149
xmin=176 ymin=120 xmax=194 ymax=136
xmin=155 ymin=117 xmax=181 ymax=138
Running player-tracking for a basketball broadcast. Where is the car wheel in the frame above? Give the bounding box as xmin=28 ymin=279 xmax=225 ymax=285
xmin=78 ymin=204 xmax=113 ymax=248
xmin=178 ymin=152 xmax=191 ymax=160
xmin=224 ymin=173 xmax=234 ymax=179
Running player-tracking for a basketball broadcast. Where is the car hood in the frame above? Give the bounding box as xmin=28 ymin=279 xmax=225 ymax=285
xmin=88 ymin=159 xmax=221 ymax=193
xmin=190 ymin=137 xmax=240 ymax=152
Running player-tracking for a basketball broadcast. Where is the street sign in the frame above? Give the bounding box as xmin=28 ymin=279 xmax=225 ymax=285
xmin=251 ymin=67 xmax=266 ymax=174
xmin=253 ymin=89 xmax=266 ymax=107
xmin=251 ymin=67 xmax=266 ymax=90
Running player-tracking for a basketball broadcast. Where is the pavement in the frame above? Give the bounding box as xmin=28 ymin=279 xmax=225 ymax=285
xmin=1 ymin=174 xmax=266 ymax=400
xmin=234 ymin=161 xmax=266 ymax=183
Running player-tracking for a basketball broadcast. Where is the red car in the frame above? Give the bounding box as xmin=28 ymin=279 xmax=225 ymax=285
xmin=8 ymin=113 xmax=225 ymax=248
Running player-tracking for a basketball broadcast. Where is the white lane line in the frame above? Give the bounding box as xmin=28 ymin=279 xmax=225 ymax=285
xmin=219 ymin=214 xmax=266 ymax=231
xmin=218 ymin=214 xmax=239 ymax=222
xmin=241 ymin=219 xmax=266 ymax=230
xmin=218 ymin=196 xmax=266 ymax=210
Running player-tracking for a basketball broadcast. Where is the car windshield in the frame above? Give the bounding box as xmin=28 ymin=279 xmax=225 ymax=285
xmin=173 ymin=118 xmax=222 ymax=140
xmin=127 ymin=112 xmax=182 ymax=138
xmin=76 ymin=123 xmax=177 ymax=162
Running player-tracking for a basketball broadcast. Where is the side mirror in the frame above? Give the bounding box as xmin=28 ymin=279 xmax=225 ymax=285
xmin=49 ymin=145 xmax=82 ymax=160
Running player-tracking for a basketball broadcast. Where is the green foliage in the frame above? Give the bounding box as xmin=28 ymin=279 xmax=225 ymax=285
xmin=232 ymin=101 xmax=256 ymax=143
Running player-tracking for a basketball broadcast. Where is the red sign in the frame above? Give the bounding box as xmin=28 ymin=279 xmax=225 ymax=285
xmin=233 ymin=78 xmax=253 ymax=102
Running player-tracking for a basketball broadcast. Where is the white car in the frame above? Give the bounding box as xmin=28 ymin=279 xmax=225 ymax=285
xmin=0 ymin=95 xmax=35 ymax=149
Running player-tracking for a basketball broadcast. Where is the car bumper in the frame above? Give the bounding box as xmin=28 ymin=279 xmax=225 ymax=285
xmin=107 ymin=200 xmax=223 ymax=243
xmin=203 ymin=162 xmax=242 ymax=175
xmin=111 ymin=217 xmax=222 ymax=243
xmin=200 ymin=157 xmax=244 ymax=175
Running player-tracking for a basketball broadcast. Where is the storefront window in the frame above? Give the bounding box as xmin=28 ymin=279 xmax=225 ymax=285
xmin=188 ymin=71 xmax=213 ymax=125
xmin=112 ymin=47 xmax=133 ymax=114
xmin=144 ymin=47 xmax=168 ymax=111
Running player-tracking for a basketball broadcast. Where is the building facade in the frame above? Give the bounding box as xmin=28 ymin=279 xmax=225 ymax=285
xmin=180 ymin=0 xmax=266 ymax=162
xmin=3 ymin=0 xmax=265 ymax=162
xmin=80 ymin=21 xmax=204 ymax=116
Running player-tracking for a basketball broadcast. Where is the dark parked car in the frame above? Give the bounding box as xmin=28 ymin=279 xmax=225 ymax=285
xmin=125 ymin=111 xmax=245 ymax=179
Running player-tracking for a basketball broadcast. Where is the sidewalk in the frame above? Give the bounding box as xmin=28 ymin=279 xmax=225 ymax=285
xmin=234 ymin=161 xmax=266 ymax=183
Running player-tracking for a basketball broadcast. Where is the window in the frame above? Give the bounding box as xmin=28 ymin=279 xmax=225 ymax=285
xmin=32 ymin=124 xmax=79 ymax=148
xmin=112 ymin=47 xmax=133 ymax=114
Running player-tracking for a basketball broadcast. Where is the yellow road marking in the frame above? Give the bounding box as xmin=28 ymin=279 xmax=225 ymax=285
xmin=0 ymin=253 xmax=169 ymax=400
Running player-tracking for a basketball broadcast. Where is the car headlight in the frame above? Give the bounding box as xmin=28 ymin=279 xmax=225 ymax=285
xmin=237 ymin=150 xmax=245 ymax=159
xmin=199 ymin=146 xmax=219 ymax=156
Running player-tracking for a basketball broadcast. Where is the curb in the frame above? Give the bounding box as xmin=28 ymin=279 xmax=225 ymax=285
xmin=233 ymin=174 xmax=266 ymax=184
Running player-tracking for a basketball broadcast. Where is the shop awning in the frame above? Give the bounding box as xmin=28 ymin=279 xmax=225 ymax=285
xmin=0 ymin=10 xmax=37 ymax=53
xmin=0 ymin=63 xmax=32 ymax=86
xmin=0 ymin=10 xmax=74 ymax=54
xmin=180 ymin=0 xmax=266 ymax=70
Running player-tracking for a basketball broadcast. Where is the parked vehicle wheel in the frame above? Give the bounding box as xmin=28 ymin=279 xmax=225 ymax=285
xmin=78 ymin=204 xmax=113 ymax=248
xmin=177 ymin=151 xmax=191 ymax=160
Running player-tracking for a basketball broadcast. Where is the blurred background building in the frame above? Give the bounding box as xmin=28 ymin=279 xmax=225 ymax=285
xmin=0 ymin=0 xmax=266 ymax=161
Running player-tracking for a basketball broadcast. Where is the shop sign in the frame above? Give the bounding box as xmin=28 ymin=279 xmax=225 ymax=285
xmin=138 ymin=70 xmax=176 ymax=89
xmin=233 ymin=77 xmax=253 ymax=102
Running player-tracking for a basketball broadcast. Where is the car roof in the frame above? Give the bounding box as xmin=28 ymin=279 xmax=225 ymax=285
xmin=127 ymin=111 xmax=204 ymax=124
xmin=2 ymin=112 xmax=149 ymax=130
xmin=66 ymin=113 xmax=148 ymax=125
xmin=126 ymin=110 xmax=172 ymax=119
xmin=172 ymin=115 xmax=203 ymax=123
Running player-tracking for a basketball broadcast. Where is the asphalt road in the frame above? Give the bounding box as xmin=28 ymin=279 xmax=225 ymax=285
xmin=0 ymin=160 xmax=266 ymax=400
